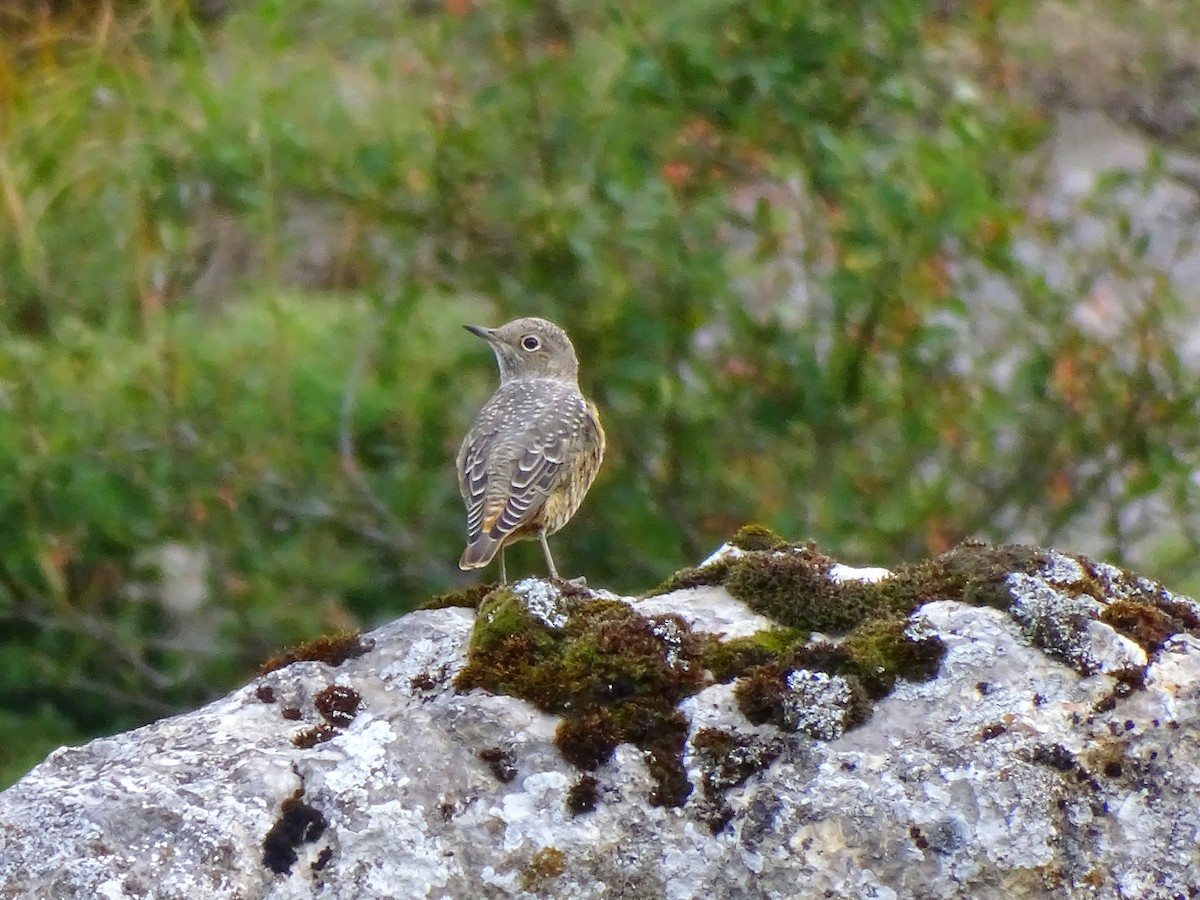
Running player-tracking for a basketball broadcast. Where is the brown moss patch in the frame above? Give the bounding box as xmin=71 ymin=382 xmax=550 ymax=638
xmin=291 ymin=723 xmax=336 ymax=748
xmin=1099 ymin=599 xmax=1182 ymax=652
xmin=919 ymin=542 xmax=1052 ymax=609
xmin=1158 ymin=595 xmax=1200 ymax=632
xmin=259 ymin=632 xmax=374 ymax=675
xmin=1030 ymin=743 xmax=1077 ymax=773
xmin=312 ymin=846 xmax=333 ymax=872
xmin=1082 ymin=740 xmax=1134 ymax=784
xmin=261 ymin=789 xmax=327 ymax=876
xmin=565 ymin=775 xmax=599 ymax=815
xmin=979 ymin=722 xmax=1007 ymax=741
xmin=289 ymin=684 xmax=363 ymax=748
xmin=409 ymin=666 xmax=447 ymax=693
xmin=314 ymin=685 xmax=362 ymax=728
xmin=521 ymin=847 xmax=567 ymax=892
xmin=1091 ymin=669 xmax=1144 ymax=714
xmin=729 ymin=666 xmax=787 ymax=727
xmin=645 ymin=723 xmax=694 ymax=808
xmin=1080 ymin=558 xmax=1200 ymax=631
xmin=840 ymin=616 xmax=947 ymax=698
xmin=691 ymin=727 xmax=788 ymax=834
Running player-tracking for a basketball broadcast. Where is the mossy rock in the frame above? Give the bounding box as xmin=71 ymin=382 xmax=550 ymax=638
xmin=456 ymin=590 xmax=706 ymax=807
xmin=452 ymin=532 xmax=1200 ymax=815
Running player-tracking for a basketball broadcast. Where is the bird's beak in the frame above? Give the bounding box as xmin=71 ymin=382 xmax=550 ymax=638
xmin=464 ymin=324 xmax=495 ymax=341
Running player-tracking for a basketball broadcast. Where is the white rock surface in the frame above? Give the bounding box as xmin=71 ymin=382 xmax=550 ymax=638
xmin=829 ymin=563 xmax=893 ymax=583
xmin=632 ymin=584 xmax=779 ymax=641
xmin=2 ymin=572 xmax=1199 ymax=899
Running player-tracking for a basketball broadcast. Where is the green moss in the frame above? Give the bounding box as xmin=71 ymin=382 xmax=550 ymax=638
xmin=455 ymin=591 xmax=705 ymax=807
xmin=722 ymin=541 xmax=1051 ymax=637
xmin=725 ymin=547 xmax=864 ymax=632
xmin=644 ymin=522 xmax=788 ymax=596
xmin=419 ymin=583 xmax=499 ymax=611
xmin=700 ymin=627 xmax=804 ymax=682
xmin=472 ymin=590 xmax=547 ymax=645
xmin=840 ymin=616 xmax=946 ymax=698
xmin=723 ymin=617 xmax=945 ymax=735
xmin=728 ymin=523 xmax=788 ymax=551
xmin=259 ymin=631 xmax=374 ymax=675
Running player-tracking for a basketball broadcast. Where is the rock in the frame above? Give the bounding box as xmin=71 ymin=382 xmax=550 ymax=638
xmin=2 ymin=543 xmax=1199 ymax=899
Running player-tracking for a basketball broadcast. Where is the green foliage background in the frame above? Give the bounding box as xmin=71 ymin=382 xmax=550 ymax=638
xmin=1 ymin=0 xmax=1198 ymax=785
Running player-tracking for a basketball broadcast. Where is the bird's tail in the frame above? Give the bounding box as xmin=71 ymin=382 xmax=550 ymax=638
xmin=459 ymin=536 xmax=502 ymax=570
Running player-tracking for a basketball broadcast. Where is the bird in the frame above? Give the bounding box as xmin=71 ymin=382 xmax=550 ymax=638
xmin=456 ymin=316 xmax=605 ymax=584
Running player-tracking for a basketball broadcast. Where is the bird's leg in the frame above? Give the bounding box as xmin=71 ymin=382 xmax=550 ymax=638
xmin=537 ymin=530 xmax=561 ymax=581
xmin=499 ymin=547 xmax=508 ymax=585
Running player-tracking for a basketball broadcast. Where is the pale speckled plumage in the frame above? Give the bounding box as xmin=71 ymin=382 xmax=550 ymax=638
xmin=456 ymin=317 xmax=605 ymax=581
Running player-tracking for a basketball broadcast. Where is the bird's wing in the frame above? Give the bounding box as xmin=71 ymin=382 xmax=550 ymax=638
xmin=460 ymin=426 xmax=566 ymax=544
xmin=480 ymin=429 xmax=570 ymax=540
xmin=458 ymin=428 xmax=497 ymax=546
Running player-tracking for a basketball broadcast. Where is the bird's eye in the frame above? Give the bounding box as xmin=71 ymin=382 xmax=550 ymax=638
xmin=521 ymin=335 xmax=541 ymax=351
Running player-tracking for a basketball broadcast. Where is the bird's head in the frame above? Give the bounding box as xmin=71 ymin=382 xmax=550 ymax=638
xmin=464 ymin=316 xmax=580 ymax=382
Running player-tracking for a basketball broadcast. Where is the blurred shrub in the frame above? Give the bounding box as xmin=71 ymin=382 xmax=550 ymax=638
xmin=1 ymin=0 xmax=1198 ymax=785
xmin=0 ymin=294 xmax=485 ymax=779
